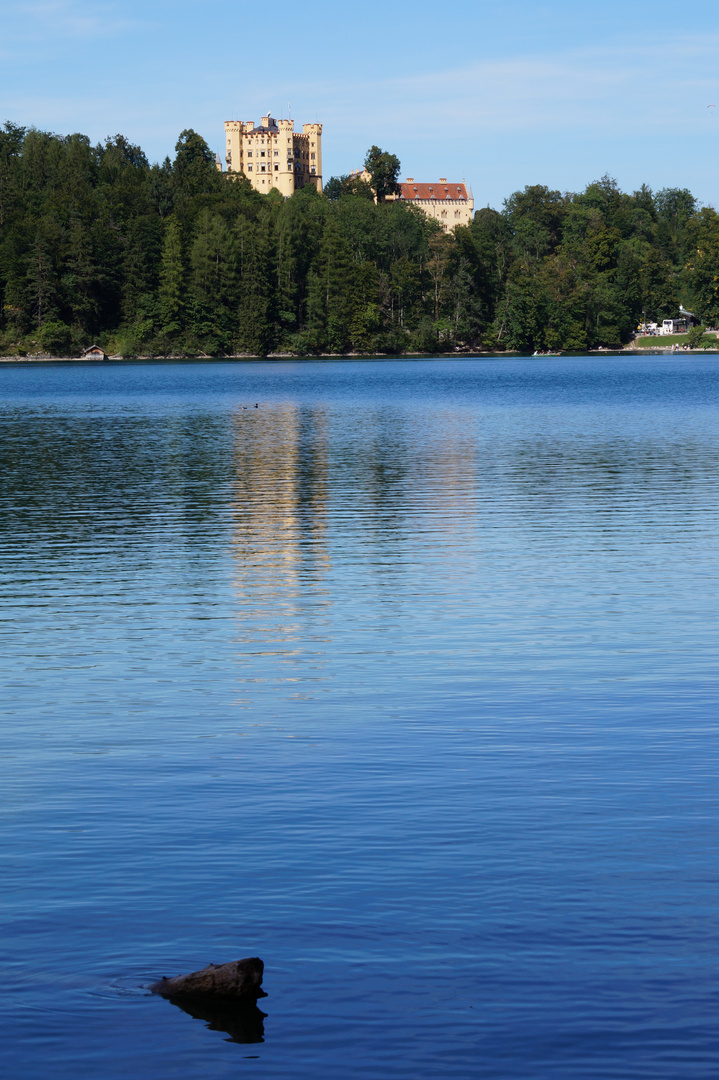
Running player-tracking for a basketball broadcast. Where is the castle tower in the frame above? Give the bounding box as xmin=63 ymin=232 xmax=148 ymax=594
xmin=223 ymin=114 xmax=322 ymax=197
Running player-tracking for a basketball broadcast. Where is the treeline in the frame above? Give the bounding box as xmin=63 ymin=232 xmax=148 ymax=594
xmin=1 ymin=120 xmax=719 ymax=356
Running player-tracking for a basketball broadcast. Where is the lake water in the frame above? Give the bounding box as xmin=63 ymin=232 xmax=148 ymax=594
xmin=2 ymin=356 xmax=719 ymax=1079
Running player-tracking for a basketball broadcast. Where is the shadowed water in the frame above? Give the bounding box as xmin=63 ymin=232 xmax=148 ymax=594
xmin=2 ymin=356 xmax=719 ymax=1078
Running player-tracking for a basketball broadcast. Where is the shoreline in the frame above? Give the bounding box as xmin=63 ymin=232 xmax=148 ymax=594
xmin=2 ymin=348 xmax=719 ymax=364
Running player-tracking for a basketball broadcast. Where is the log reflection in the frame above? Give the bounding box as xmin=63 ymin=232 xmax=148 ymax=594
xmin=168 ymin=996 xmax=267 ymax=1043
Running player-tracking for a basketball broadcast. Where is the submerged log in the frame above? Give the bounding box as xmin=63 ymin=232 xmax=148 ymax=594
xmin=150 ymin=957 xmax=265 ymax=1001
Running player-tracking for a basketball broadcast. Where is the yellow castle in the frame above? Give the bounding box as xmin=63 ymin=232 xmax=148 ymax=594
xmin=223 ymin=114 xmax=322 ymax=196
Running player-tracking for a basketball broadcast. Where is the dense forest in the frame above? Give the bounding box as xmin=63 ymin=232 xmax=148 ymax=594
xmin=1 ymin=121 xmax=718 ymax=356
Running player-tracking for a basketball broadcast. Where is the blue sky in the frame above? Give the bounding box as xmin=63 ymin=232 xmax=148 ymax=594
xmin=2 ymin=0 xmax=719 ymax=209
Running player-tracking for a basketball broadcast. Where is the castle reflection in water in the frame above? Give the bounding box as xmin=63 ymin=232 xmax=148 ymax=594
xmin=227 ymin=399 xmax=480 ymax=712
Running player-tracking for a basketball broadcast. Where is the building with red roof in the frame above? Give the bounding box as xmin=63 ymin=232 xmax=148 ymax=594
xmin=395 ymin=178 xmax=474 ymax=231
xmin=348 ymin=171 xmax=475 ymax=231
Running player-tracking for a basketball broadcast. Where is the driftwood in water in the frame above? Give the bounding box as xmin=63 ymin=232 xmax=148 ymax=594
xmin=150 ymin=957 xmax=265 ymax=1001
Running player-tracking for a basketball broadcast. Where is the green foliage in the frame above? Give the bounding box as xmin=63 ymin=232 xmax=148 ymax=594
xmin=656 ymin=187 xmax=696 ymax=230
xmin=686 ymin=323 xmax=708 ymax=349
xmin=323 ymin=176 xmax=345 ymax=202
xmin=174 ymin=129 xmax=214 ymax=170
xmin=234 ymin=212 xmax=275 ymax=355
xmin=363 ymin=146 xmax=401 ymax=203
xmin=683 ymin=208 xmax=719 ymax=324
xmin=0 ymin=123 xmax=713 ymax=356
xmin=325 ymin=174 xmax=374 ymax=202
xmin=37 ymin=319 xmax=73 ymax=355
xmin=157 ymin=217 xmax=185 ymax=343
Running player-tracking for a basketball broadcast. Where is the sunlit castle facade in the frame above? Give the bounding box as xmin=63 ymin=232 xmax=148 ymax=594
xmin=395 ymin=178 xmax=473 ymax=231
xmin=348 ymin=170 xmax=474 ymax=231
xmin=223 ymin=114 xmax=322 ymax=196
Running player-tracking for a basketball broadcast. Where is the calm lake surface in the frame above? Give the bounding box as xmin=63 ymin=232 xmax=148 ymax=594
xmin=2 ymin=356 xmax=719 ymax=1079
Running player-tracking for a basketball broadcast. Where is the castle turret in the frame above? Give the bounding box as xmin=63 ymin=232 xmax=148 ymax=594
xmin=302 ymin=123 xmax=322 ymax=192
xmin=223 ymin=114 xmax=322 ymax=196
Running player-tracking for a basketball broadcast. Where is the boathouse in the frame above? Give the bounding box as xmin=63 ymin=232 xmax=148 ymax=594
xmin=81 ymin=344 xmax=107 ymax=360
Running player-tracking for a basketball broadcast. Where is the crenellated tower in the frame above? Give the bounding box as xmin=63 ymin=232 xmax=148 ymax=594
xmin=223 ymin=113 xmax=322 ymax=197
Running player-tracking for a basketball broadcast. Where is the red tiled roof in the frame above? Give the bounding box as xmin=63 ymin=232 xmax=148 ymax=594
xmin=398 ymin=181 xmax=468 ymax=201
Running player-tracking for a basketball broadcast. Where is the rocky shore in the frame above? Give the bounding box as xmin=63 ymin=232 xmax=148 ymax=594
xmin=2 ymin=348 xmax=719 ymax=363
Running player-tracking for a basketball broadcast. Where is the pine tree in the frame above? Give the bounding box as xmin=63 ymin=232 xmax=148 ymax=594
xmin=188 ymin=209 xmax=237 ymax=352
xmin=306 ymin=216 xmax=356 ymax=352
xmin=157 ymin=217 xmax=185 ymax=345
xmin=234 ymin=213 xmax=275 ymax=355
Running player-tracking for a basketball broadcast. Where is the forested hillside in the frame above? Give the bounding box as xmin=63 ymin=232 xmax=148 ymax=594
xmin=1 ymin=121 xmax=718 ymax=356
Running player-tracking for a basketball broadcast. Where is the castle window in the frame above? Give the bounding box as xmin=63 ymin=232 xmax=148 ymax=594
xmin=311 ymin=153 xmax=315 ymax=159
xmin=274 ymin=164 xmax=279 ymax=171
xmin=274 ymin=150 xmax=278 ymax=156
xmin=261 ymin=165 xmax=266 ymax=172
xmin=261 ymin=151 xmax=265 ymax=157
xmin=248 ymin=165 xmax=253 ymax=171
xmin=247 ymin=151 xmax=252 ymax=157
